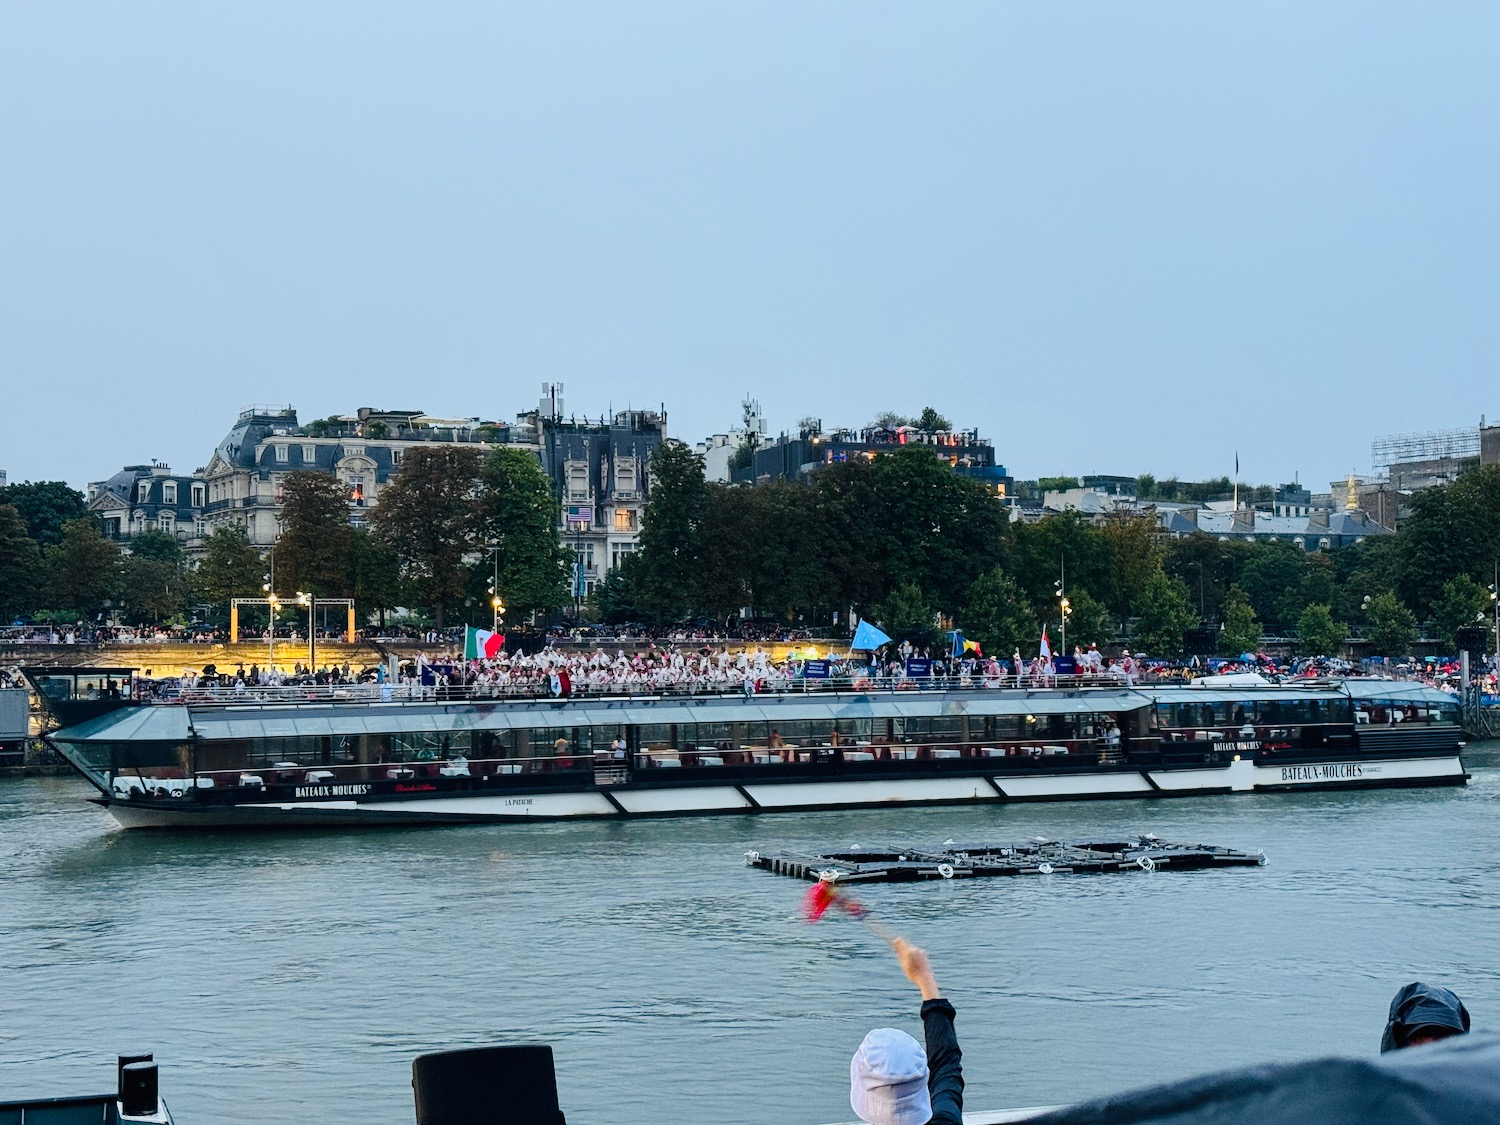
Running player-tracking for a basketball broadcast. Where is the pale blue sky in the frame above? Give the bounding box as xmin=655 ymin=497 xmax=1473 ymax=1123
xmin=2 ymin=2 xmax=1495 ymax=491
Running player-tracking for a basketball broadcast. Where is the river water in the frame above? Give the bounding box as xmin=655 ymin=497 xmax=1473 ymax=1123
xmin=4 ymin=747 xmax=1500 ymax=1124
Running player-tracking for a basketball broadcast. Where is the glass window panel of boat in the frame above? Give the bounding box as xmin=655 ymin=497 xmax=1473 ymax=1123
xmin=471 ymin=730 xmax=515 ymax=759
xmin=838 ymin=718 xmax=874 ymax=743
xmin=117 ymin=741 xmax=189 ymax=774
xmin=69 ymin=742 xmax=112 ymax=783
xmin=637 ymin=723 xmax=673 ymax=748
xmin=979 ymin=715 xmax=1024 ymax=740
xmin=689 ymin=722 xmax=735 ymax=748
xmin=925 ymin=717 xmax=964 ymax=743
xmin=386 ymin=732 xmax=469 ymax=761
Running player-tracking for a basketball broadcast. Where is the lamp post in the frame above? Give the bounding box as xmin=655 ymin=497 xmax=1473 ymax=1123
xmin=486 ymin=542 xmax=503 ymax=632
xmin=262 ymin=571 xmax=277 ymax=675
xmin=1054 ymin=560 xmax=1069 ymax=653
xmin=1490 ymin=562 xmax=1499 ymax=664
xmin=297 ymin=592 xmax=315 ymax=675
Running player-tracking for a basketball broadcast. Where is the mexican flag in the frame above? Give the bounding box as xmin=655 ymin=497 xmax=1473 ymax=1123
xmin=464 ymin=626 xmax=504 ymax=660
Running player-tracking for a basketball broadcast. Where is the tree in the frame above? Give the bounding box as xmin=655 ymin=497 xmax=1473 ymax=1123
xmin=1363 ymin=592 xmax=1417 ymax=657
xmin=0 ymin=504 xmax=42 ymax=621
xmin=1218 ymin=585 xmax=1261 ymax=655
xmin=475 ymin=448 xmax=571 ymax=616
xmin=870 ymin=411 xmax=911 ymax=430
xmin=1102 ymin=517 xmax=1164 ymax=618
xmin=1010 ymin=513 xmax=1113 ymax=611
xmin=370 ymin=446 xmax=484 ymax=626
xmin=1035 ymin=476 xmax=1080 ymax=493
xmin=875 ymin=582 xmax=939 ymax=648
xmin=120 ymin=555 xmax=186 ymax=623
xmin=350 ymin=528 xmax=402 ymax=628
xmin=593 ymin=552 xmax=646 ymax=623
xmin=915 ymin=406 xmax=951 ymax=434
xmin=194 ymin=526 xmax=264 ymax=612
xmin=1238 ymin=541 xmax=1311 ymax=633
xmin=1431 ymin=575 xmax=1492 ymax=652
xmin=634 ymin=442 xmax=709 ymax=621
xmin=0 ymin=481 xmax=87 ymax=548
xmin=1062 ymin=588 xmax=1112 ymax=649
xmin=1397 ymin=465 xmax=1500 ymax=614
xmin=959 ymin=568 xmax=1036 ymax=656
xmin=272 ymin=471 xmax=355 ymax=597
xmin=1135 ymin=473 xmax=1158 ymax=500
xmin=1131 ymin=573 xmax=1198 ymax=656
xmin=1295 ymin=604 xmax=1347 ymax=656
xmin=128 ymin=529 xmax=182 ymax=563
xmin=45 ymin=518 xmax=119 ymax=617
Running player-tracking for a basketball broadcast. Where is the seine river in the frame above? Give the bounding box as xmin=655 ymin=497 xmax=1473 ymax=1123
xmin=4 ymin=749 xmax=1500 ymax=1124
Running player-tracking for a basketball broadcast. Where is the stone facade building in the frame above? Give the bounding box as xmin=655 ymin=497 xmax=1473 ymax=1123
xmin=87 ymin=462 xmax=208 ymax=549
xmin=201 ymin=405 xmax=533 ymax=549
xmin=531 ymin=385 xmax=666 ymax=597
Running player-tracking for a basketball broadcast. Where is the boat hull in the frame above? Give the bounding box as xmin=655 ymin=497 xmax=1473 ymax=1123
xmin=99 ymin=754 xmax=1468 ymax=829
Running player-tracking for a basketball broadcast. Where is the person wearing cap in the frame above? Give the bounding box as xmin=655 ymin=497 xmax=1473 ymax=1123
xmin=1381 ymin=981 xmax=1471 ymax=1052
xmin=849 ymin=939 xmax=963 ymax=1125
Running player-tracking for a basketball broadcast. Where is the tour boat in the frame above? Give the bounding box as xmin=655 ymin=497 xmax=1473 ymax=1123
xmin=28 ymin=668 xmax=1467 ymax=830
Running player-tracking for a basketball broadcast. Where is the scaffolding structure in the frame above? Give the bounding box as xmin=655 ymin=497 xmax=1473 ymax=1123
xmin=1371 ymin=426 xmax=1479 ymax=472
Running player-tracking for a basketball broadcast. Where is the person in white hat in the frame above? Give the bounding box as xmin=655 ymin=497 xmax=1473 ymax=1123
xmin=850 ymin=939 xmax=963 ymax=1125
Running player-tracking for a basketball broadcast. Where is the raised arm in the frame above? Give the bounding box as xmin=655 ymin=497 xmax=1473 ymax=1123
xmin=891 ymin=939 xmax=964 ymax=1125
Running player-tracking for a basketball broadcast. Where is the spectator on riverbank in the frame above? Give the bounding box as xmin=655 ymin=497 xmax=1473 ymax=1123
xmin=850 ymin=938 xmax=963 ymax=1125
xmin=1381 ymin=982 xmax=1471 ymax=1052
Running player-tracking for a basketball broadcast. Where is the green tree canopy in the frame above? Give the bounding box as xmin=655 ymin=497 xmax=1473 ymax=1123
xmin=634 ymin=442 xmax=709 ymax=621
xmin=45 ymin=518 xmax=119 ymax=618
xmin=1397 ymin=465 xmax=1500 ymax=614
xmin=350 ymin=528 xmax=402 ymax=628
xmin=475 ymin=448 xmax=570 ymax=617
xmin=0 ymin=504 xmax=42 ymax=621
xmin=1362 ymin=591 xmax=1417 ymax=657
xmin=958 ymin=568 xmax=1036 ymax=657
xmin=119 ymin=555 xmax=186 ymax=624
xmin=875 ymin=582 xmax=940 ymax=648
xmin=1295 ymin=603 xmax=1347 ymax=656
xmin=1131 ymin=573 xmax=1198 ymax=656
xmin=371 ymin=446 xmax=484 ymax=627
xmin=194 ymin=526 xmax=264 ymax=612
xmin=0 ymin=481 xmax=87 ymax=548
xmin=128 ymin=529 xmax=182 ymax=563
xmin=1431 ymin=575 xmax=1492 ymax=652
xmin=1218 ymin=584 xmax=1261 ymax=655
xmin=272 ymin=471 xmax=355 ymax=597
xmin=915 ymin=406 xmax=951 ymax=433
xmin=1061 ymin=587 xmax=1112 ymax=649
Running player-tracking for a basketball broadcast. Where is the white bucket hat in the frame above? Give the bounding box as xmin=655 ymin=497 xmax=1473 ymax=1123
xmin=850 ymin=1027 xmax=931 ymax=1125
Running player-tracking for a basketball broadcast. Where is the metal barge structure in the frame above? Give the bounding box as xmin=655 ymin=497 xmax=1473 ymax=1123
xmin=27 ymin=669 xmax=1467 ymax=829
xmin=748 ymin=836 xmax=1267 ymax=882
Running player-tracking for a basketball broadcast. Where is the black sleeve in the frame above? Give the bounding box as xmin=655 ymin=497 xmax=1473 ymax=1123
xmin=921 ymin=998 xmax=964 ymax=1125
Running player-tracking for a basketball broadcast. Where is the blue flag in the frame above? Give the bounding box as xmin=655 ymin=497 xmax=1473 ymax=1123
xmin=850 ymin=620 xmax=892 ymax=650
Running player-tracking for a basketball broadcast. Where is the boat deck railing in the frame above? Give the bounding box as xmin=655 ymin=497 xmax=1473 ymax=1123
xmin=138 ymin=673 xmax=1175 ymax=708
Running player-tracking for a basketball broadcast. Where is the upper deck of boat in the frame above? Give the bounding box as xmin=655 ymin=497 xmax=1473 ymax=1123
xmin=44 ymin=675 xmax=1459 ymax=744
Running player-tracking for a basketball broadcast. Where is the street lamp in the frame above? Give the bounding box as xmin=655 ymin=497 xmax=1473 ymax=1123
xmin=1054 ymin=561 xmax=1069 ymax=653
xmin=262 ymin=572 xmax=278 ymax=675
xmin=485 ymin=541 xmax=504 ymax=632
xmin=297 ymin=592 xmax=315 ymax=675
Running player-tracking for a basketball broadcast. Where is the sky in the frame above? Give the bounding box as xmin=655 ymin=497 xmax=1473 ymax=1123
xmin=2 ymin=2 xmax=1497 ymax=492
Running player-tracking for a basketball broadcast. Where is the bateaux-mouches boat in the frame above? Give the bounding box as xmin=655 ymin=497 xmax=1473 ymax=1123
xmin=26 ymin=668 xmax=1467 ymax=829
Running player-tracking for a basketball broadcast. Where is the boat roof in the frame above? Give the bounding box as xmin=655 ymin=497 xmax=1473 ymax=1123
xmin=51 ymin=688 xmax=1146 ymax=743
xmin=48 ymin=680 xmax=1459 ymax=744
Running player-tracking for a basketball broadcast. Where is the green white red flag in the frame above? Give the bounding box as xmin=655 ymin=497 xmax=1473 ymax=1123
xmin=464 ymin=626 xmax=504 ymax=660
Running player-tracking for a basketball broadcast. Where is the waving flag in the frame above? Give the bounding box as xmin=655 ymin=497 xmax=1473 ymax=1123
xmin=464 ymin=626 xmax=504 ymax=660
xmin=1039 ymin=625 xmax=1052 ymax=660
xmin=850 ymin=620 xmax=892 ymax=651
